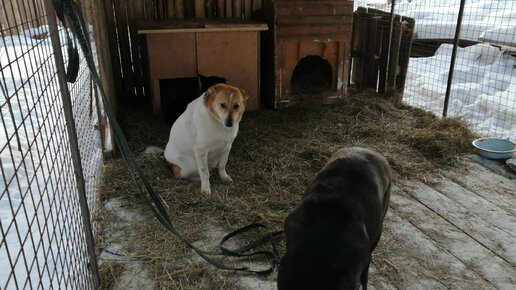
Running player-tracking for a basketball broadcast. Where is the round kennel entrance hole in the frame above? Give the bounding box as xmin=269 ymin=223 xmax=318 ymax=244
xmin=291 ymin=55 xmax=333 ymax=96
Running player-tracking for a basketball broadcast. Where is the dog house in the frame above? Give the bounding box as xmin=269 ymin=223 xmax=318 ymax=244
xmin=137 ymin=19 xmax=268 ymax=115
xmin=255 ymin=0 xmax=354 ymax=108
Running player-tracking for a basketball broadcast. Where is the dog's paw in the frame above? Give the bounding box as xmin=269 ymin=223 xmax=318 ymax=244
xmin=201 ymin=187 xmax=211 ymax=195
xmin=220 ymin=174 xmax=233 ymax=183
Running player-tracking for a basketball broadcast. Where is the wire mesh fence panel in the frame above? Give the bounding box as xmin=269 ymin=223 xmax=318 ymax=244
xmin=68 ymin=43 xmax=104 ymax=235
xmin=354 ymin=0 xmax=516 ymax=140
xmin=1 ymin=0 xmax=103 ymax=288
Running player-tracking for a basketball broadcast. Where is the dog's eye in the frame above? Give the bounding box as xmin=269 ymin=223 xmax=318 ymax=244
xmin=220 ymin=103 xmax=227 ymax=109
xmin=233 ymin=104 xmax=239 ymax=109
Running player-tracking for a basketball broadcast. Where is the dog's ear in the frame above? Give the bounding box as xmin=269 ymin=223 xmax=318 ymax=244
xmin=204 ymin=85 xmax=217 ymax=104
xmin=240 ymin=89 xmax=249 ymax=105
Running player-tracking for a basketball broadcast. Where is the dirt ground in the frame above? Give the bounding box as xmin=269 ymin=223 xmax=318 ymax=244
xmin=96 ymin=91 xmax=516 ymax=289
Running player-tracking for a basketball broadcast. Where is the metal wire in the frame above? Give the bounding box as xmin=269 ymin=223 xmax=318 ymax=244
xmin=1 ymin=0 xmax=103 ymax=288
xmin=355 ymin=0 xmax=516 ymax=140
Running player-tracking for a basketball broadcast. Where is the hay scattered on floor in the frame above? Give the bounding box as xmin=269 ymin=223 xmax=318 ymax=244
xmin=99 ymin=262 xmax=125 ymax=289
xmin=97 ymin=89 xmax=478 ymax=288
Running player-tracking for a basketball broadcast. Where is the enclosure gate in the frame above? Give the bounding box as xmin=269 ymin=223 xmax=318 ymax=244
xmin=350 ymin=7 xmax=415 ymax=93
xmin=1 ymin=0 xmax=106 ymax=288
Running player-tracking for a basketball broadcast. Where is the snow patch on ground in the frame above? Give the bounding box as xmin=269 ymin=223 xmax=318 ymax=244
xmin=104 ymin=199 xmax=145 ymax=223
xmin=99 ymin=198 xmax=156 ymax=290
xmin=234 ymin=276 xmax=277 ymax=290
xmin=192 ymin=223 xmax=278 ymax=289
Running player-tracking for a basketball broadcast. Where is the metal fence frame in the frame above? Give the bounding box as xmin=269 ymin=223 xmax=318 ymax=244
xmin=1 ymin=0 xmax=105 ymax=288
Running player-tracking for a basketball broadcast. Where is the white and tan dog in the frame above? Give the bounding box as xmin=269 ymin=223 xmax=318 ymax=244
xmin=164 ymin=83 xmax=248 ymax=194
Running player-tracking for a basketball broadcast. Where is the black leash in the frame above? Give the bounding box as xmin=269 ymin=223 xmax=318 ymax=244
xmin=53 ymin=0 xmax=79 ymax=82
xmin=54 ymin=0 xmax=282 ymax=275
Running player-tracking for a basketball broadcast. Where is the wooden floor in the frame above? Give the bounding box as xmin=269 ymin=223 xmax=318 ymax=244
xmin=367 ymin=154 xmax=516 ymax=290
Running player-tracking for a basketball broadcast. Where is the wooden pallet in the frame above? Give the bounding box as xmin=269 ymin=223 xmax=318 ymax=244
xmin=350 ymin=7 xmax=415 ymax=93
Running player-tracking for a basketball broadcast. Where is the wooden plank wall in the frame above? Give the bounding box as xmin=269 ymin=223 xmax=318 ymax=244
xmin=104 ymin=0 xmax=264 ymax=102
xmin=84 ymin=0 xmax=118 ymax=112
xmin=350 ymin=7 xmax=415 ymax=94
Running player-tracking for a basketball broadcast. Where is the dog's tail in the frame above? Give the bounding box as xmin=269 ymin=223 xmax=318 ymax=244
xmin=144 ymin=146 xmax=164 ymax=154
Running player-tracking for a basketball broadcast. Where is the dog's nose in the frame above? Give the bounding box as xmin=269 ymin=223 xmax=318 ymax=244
xmin=225 ymin=118 xmax=233 ymax=127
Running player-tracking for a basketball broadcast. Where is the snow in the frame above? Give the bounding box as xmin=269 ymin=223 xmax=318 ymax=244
xmin=192 ymin=223 xmax=278 ymax=289
xmin=355 ymin=0 xmax=516 ymax=140
xmin=99 ymin=199 xmax=156 ymax=289
xmin=480 ymin=26 xmax=516 ymax=46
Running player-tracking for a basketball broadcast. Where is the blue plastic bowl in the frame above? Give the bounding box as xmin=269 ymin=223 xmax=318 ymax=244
xmin=472 ymin=137 xmax=516 ymax=160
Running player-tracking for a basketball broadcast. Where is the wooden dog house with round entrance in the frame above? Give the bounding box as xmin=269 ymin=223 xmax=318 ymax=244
xmin=255 ymin=0 xmax=354 ymax=108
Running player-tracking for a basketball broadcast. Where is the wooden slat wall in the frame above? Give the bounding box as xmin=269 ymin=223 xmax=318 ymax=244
xmin=350 ymin=7 xmax=415 ymax=94
xmin=103 ymin=0 xmax=265 ymax=101
xmin=85 ymin=0 xmax=117 ymax=112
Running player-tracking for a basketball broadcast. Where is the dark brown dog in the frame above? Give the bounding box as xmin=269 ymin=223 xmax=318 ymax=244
xmin=278 ymin=147 xmax=392 ymax=290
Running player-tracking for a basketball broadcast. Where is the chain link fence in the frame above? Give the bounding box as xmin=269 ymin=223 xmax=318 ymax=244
xmin=355 ymin=0 xmax=516 ymax=140
xmin=1 ymin=0 xmax=104 ymax=288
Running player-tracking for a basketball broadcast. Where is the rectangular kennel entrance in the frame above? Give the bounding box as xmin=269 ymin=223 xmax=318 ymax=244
xmin=256 ymin=0 xmax=354 ymax=108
